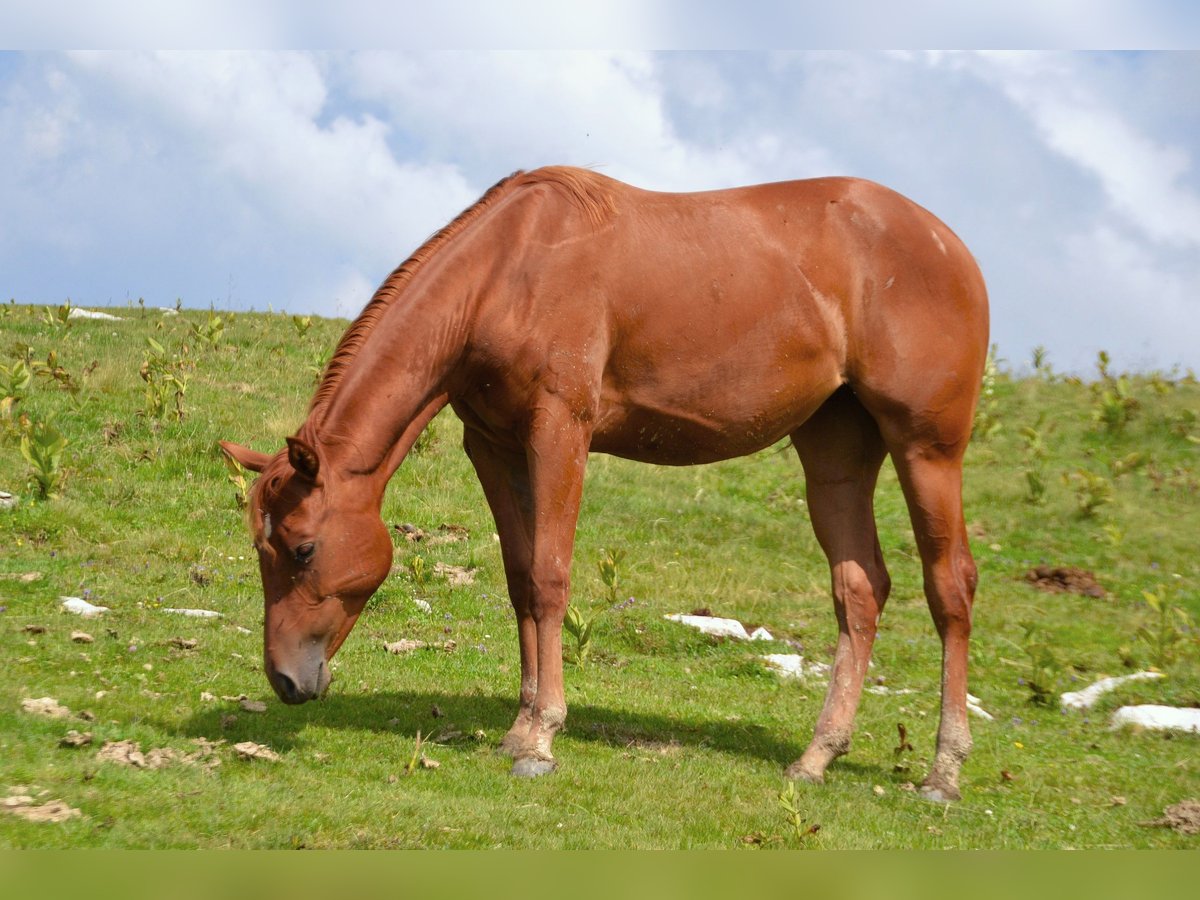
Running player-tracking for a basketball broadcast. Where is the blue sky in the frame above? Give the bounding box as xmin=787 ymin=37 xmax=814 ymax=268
xmin=1 ymin=50 xmax=1198 ymax=373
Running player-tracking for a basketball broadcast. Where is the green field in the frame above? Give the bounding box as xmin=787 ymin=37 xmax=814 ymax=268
xmin=1 ymin=301 xmax=1197 ymax=848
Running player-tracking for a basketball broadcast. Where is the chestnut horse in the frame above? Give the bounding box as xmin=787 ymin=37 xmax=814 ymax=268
xmin=221 ymin=166 xmax=988 ymax=801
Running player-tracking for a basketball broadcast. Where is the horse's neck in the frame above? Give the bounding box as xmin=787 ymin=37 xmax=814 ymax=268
xmin=308 ymin=281 xmax=468 ymax=480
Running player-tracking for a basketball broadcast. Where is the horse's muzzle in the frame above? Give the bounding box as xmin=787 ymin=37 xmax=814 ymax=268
xmin=267 ymin=657 xmax=331 ymax=704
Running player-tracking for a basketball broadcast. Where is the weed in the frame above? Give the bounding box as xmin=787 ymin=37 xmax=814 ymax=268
xmin=42 ymin=298 xmax=73 ymax=330
xmin=189 ymin=309 xmax=225 ymax=349
xmin=1031 ymin=345 xmax=1054 ymax=380
xmin=19 ymin=418 xmax=68 ymax=499
xmin=1091 ymin=351 xmax=1139 ymax=434
xmin=406 ymin=555 xmax=429 ymax=587
xmin=777 ymin=780 xmax=820 ymax=844
xmin=564 ymin=548 xmax=628 ymax=667
xmin=31 ymin=350 xmax=80 ymax=395
xmin=1064 ymin=468 xmax=1113 ymax=518
xmin=140 ymin=337 xmax=190 ymax=421
xmin=1131 ymin=581 xmax=1196 ymax=670
xmin=222 ymin=451 xmax=250 ymax=511
xmin=1019 ymin=418 xmax=1053 ymax=505
xmin=972 ymin=344 xmax=1003 ymax=441
xmin=0 ymin=359 xmax=31 ymax=418
xmin=310 ymin=347 xmax=331 ymax=385
xmin=1017 ymin=620 xmax=1061 ymax=706
xmin=291 ymin=315 xmax=313 ymax=339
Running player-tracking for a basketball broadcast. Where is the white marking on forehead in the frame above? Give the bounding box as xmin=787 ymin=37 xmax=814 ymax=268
xmin=262 ymin=512 xmax=272 ymax=541
xmin=931 ymin=229 xmax=947 ymax=255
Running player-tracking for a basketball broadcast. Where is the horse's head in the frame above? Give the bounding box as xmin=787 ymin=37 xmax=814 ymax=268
xmin=219 ymin=436 xmax=393 ymax=704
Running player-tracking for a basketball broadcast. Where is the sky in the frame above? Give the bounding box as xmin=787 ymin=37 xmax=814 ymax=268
xmin=1 ymin=49 xmax=1198 ymax=374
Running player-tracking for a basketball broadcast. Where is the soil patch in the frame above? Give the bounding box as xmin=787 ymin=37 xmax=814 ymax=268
xmin=1143 ymin=799 xmax=1200 ymax=835
xmin=1024 ymin=565 xmax=1106 ymax=598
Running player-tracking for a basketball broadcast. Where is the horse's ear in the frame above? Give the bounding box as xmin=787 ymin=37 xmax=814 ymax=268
xmin=286 ymin=436 xmax=321 ymax=482
xmin=219 ymin=440 xmax=270 ymax=473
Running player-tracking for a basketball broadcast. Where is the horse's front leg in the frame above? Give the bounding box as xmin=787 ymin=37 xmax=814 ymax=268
xmin=509 ymin=404 xmax=590 ymax=777
xmin=463 ymin=411 xmax=589 ymax=775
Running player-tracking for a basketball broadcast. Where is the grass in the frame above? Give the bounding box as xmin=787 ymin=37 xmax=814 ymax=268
xmin=0 ymin=301 xmax=1197 ymax=848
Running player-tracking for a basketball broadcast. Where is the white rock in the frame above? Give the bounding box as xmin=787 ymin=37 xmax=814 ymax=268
xmin=412 ymin=598 xmax=432 ymax=614
xmin=161 ymin=608 xmax=221 ymax=618
xmin=762 ymin=653 xmax=830 ymax=680
xmin=966 ymin=693 xmax=995 ymax=721
xmin=866 ymin=685 xmax=918 ymax=696
xmin=0 ymin=490 xmax=15 ymax=509
xmin=60 ymin=596 xmax=109 ymax=617
xmin=665 ymin=614 xmax=772 ymax=641
xmin=68 ymin=307 xmax=122 ymax=321
xmin=1111 ymin=705 xmax=1200 ymax=733
xmin=1060 ymin=671 xmax=1165 ymax=710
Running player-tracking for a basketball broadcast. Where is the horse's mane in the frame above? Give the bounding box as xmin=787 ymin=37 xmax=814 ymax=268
xmin=307 ymin=166 xmax=617 ymax=419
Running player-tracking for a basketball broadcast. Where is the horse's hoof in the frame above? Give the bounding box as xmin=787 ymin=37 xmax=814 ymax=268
xmin=511 ymin=755 xmax=557 ymax=778
xmin=918 ymin=781 xmax=961 ymax=803
xmin=784 ymin=761 xmax=824 ymax=784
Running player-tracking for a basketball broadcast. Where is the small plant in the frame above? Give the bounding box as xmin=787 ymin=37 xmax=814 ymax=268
xmin=1131 ymin=581 xmax=1196 ymax=670
xmin=1018 ymin=620 xmax=1060 ymax=706
xmin=1091 ymin=351 xmax=1138 ymax=434
xmin=0 ymin=359 xmax=31 ymax=418
xmin=406 ymin=555 xmax=429 ymax=587
xmin=1031 ymin=345 xmax=1053 ymax=380
xmin=310 ymin=347 xmax=331 ymax=385
xmin=140 ymin=337 xmax=190 ymax=421
xmin=563 ymin=547 xmax=629 ymax=667
xmin=31 ymin=350 xmax=80 ymax=395
xmin=778 ymin=780 xmax=820 ymax=844
xmin=1019 ymin=418 xmax=1053 ymax=505
xmin=1107 ymin=452 xmax=1147 ymax=480
xmin=20 ymin=418 xmax=69 ymax=499
xmin=1064 ymin=468 xmax=1113 ymax=518
xmin=292 ymin=315 xmax=313 ymax=339
xmin=971 ymin=344 xmax=1003 ymax=441
xmin=189 ymin=309 xmax=225 ymax=349
xmin=42 ymin=298 xmax=73 ymax=330
xmin=223 ymin=451 xmax=250 ymax=511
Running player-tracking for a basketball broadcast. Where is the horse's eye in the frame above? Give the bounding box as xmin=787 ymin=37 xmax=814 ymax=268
xmin=294 ymin=542 xmax=316 ymax=564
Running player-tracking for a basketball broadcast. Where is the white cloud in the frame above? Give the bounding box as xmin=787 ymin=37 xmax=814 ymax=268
xmin=962 ymin=52 xmax=1200 ymax=248
xmin=345 ymin=51 xmax=773 ymax=192
xmin=0 ymin=50 xmax=1196 ymax=371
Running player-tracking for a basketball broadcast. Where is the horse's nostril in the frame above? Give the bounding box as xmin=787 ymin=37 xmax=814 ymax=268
xmin=275 ymin=671 xmax=299 ymax=703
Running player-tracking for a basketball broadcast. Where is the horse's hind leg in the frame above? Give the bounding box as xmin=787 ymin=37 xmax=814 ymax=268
xmin=786 ymin=388 xmax=891 ymax=784
xmin=887 ymin=443 xmax=977 ymax=802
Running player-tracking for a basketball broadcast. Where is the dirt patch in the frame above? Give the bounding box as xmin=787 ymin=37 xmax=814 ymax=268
xmin=233 ymin=741 xmax=281 ymax=762
xmin=1143 ymin=799 xmax=1200 ymax=835
xmin=1024 ymin=565 xmax=1106 ymax=598
xmin=1142 ymin=801 xmax=1200 ymax=840
xmin=433 ymin=562 xmax=476 ymax=587
xmin=2 ymin=793 xmax=81 ymax=824
xmin=96 ymin=738 xmax=222 ymax=769
xmin=21 ymin=697 xmax=71 ymax=718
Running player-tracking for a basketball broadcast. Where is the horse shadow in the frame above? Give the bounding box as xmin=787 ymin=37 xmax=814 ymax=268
xmin=164 ymin=685 xmax=880 ymax=778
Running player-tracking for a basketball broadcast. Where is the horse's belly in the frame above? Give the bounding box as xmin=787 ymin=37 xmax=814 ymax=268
xmin=590 ymin=381 xmax=834 ymax=465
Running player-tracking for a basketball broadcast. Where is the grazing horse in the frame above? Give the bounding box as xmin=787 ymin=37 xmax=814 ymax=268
xmin=221 ymin=166 xmax=988 ymax=801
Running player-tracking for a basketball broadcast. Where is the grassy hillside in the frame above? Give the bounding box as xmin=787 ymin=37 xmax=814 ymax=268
xmin=1 ymin=301 xmax=1197 ymax=848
